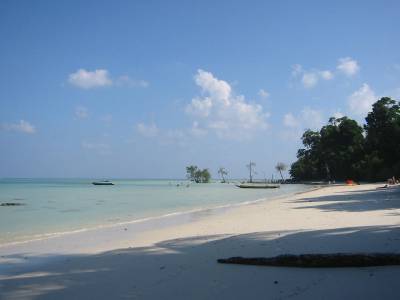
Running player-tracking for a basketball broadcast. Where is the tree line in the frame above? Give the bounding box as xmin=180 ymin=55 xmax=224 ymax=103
xmin=290 ymin=97 xmax=400 ymax=182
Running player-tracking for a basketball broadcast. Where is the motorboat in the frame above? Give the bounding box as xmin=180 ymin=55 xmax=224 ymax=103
xmin=92 ymin=180 xmax=114 ymax=186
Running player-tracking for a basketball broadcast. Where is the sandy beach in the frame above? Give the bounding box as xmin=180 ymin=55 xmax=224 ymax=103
xmin=1 ymin=183 xmax=399 ymax=299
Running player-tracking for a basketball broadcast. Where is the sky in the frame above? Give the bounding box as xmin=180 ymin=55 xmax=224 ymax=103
xmin=0 ymin=0 xmax=399 ymax=179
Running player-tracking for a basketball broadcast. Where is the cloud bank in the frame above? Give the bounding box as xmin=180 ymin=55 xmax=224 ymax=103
xmin=186 ymin=69 xmax=269 ymax=139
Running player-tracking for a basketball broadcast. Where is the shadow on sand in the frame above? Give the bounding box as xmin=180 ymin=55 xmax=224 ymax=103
xmin=1 ymin=225 xmax=400 ymax=300
xmin=293 ymin=186 xmax=400 ymax=213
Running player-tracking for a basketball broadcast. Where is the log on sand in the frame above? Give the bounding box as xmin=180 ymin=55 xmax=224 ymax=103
xmin=217 ymin=253 xmax=400 ymax=268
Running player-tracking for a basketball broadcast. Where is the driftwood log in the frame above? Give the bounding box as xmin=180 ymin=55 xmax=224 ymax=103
xmin=217 ymin=253 xmax=400 ymax=268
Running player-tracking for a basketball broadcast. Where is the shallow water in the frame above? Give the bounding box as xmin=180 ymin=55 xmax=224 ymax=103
xmin=0 ymin=179 xmax=311 ymax=244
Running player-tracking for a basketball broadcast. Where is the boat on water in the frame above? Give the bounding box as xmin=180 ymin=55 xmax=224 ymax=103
xmin=92 ymin=180 xmax=114 ymax=186
xmin=236 ymin=182 xmax=280 ymax=189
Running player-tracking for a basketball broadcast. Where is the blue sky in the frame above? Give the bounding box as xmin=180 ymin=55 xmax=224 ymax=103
xmin=1 ymin=0 xmax=399 ymax=178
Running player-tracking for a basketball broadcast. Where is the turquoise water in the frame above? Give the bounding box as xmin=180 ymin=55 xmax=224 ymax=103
xmin=0 ymin=179 xmax=311 ymax=244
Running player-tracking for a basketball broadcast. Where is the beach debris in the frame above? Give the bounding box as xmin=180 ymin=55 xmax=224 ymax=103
xmin=0 ymin=202 xmax=26 ymax=206
xmin=217 ymin=253 xmax=400 ymax=268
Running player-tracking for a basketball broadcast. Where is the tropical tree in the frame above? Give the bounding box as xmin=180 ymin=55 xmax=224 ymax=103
xmin=275 ymin=162 xmax=287 ymax=181
xmin=318 ymin=117 xmax=365 ymax=180
xmin=186 ymin=165 xmax=211 ymax=183
xmin=198 ymin=169 xmax=211 ymax=183
xmin=290 ymin=130 xmax=323 ymax=180
xmin=186 ymin=165 xmax=198 ymax=181
xmin=217 ymin=167 xmax=228 ymax=183
xmin=364 ymin=97 xmax=400 ymax=180
xmin=290 ymin=117 xmax=365 ymax=181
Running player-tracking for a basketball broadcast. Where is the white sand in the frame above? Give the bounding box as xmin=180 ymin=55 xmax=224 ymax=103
xmin=1 ymin=183 xmax=399 ymax=299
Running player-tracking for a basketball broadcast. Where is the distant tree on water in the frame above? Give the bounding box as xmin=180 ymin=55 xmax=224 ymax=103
xmin=218 ymin=167 xmax=228 ymax=183
xmin=186 ymin=165 xmax=211 ymax=183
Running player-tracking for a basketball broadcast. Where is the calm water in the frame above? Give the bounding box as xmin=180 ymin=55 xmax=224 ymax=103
xmin=0 ymin=179 xmax=311 ymax=244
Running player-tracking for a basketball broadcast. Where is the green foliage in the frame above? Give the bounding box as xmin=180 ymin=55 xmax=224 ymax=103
xmin=218 ymin=167 xmax=228 ymax=182
xmin=186 ymin=165 xmax=197 ymax=180
xmin=275 ymin=162 xmax=287 ymax=181
xmin=186 ymin=165 xmax=211 ymax=183
xmin=364 ymin=97 xmax=400 ymax=180
xmin=290 ymin=97 xmax=400 ymax=182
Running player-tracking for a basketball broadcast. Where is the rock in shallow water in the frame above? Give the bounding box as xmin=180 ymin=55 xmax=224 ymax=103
xmin=0 ymin=202 xmax=26 ymax=206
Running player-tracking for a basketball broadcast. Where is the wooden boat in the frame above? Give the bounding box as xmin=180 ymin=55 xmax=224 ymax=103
xmin=236 ymin=183 xmax=280 ymax=189
xmin=92 ymin=180 xmax=114 ymax=186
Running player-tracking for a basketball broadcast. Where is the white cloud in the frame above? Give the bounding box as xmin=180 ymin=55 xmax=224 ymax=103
xmin=136 ymin=122 xmax=159 ymax=137
xmin=337 ymin=57 xmax=360 ymax=76
xmin=291 ymin=64 xmax=303 ymax=77
xmin=301 ymin=107 xmax=324 ymax=130
xmin=68 ymin=69 xmax=148 ymax=89
xmin=292 ymin=65 xmax=334 ymax=89
xmin=319 ymin=70 xmax=334 ymax=80
xmin=75 ymin=106 xmax=88 ymax=119
xmin=69 ymin=69 xmax=112 ymax=89
xmin=258 ymin=89 xmax=270 ymax=98
xmin=292 ymin=57 xmax=360 ymax=89
xmin=186 ymin=69 xmax=269 ymax=139
xmin=194 ymin=69 xmax=231 ymax=104
xmin=190 ymin=121 xmax=207 ymax=137
xmin=2 ymin=120 xmax=36 ymax=134
xmin=332 ymin=111 xmax=344 ymax=119
xmin=302 ymin=72 xmax=319 ymax=88
xmin=162 ymin=129 xmax=187 ymax=146
xmin=348 ymin=83 xmax=376 ymax=115
xmin=281 ymin=108 xmax=324 ymax=141
xmin=283 ymin=113 xmax=300 ymax=128
xmin=283 ymin=108 xmax=324 ymax=131
xmin=185 ymin=97 xmax=212 ymax=117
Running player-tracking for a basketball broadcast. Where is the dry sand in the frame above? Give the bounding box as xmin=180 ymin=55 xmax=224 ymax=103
xmin=1 ymin=183 xmax=399 ymax=299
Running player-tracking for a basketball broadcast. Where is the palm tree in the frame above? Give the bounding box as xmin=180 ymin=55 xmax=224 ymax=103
xmin=218 ymin=167 xmax=228 ymax=183
xmin=275 ymin=162 xmax=287 ymax=181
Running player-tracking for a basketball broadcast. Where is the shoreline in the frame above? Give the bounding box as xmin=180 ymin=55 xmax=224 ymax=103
xmin=0 ymin=184 xmax=313 ymax=248
xmin=1 ymin=183 xmax=400 ymax=299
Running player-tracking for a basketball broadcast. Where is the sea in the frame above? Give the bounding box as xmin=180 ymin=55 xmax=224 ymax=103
xmin=0 ymin=179 xmax=311 ymax=245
